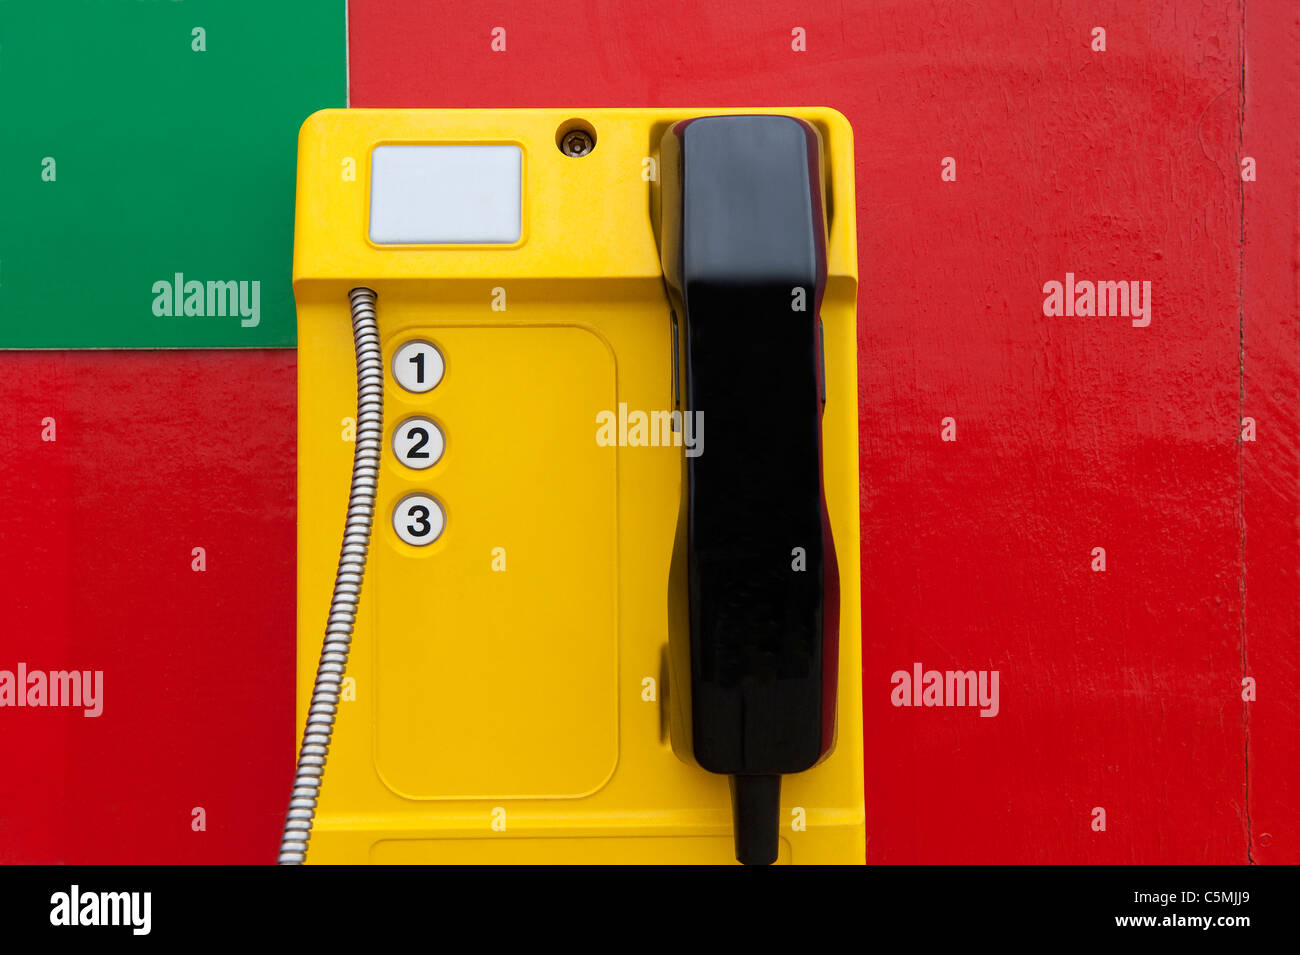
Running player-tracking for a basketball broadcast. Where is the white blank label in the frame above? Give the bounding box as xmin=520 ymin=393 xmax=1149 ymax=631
xmin=369 ymin=145 xmax=522 ymax=244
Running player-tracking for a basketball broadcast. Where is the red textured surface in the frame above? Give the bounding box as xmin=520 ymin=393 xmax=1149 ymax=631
xmin=1241 ymin=4 xmax=1300 ymax=865
xmin=349 ymin=0 xmax=1297 ymax=864
xmin=0 ymin=353 xmax=296 ymax=863
xmin=0 ymin=0 xmax=1295 ymax=864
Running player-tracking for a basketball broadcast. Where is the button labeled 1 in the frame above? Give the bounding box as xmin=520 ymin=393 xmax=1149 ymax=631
xmin=393 ymin=494 xmax=445 ymax=546
xmin=392 ymin=340 xmax=445 ymax=393
xmin=393 ymin=417 xmax=445 ymax=469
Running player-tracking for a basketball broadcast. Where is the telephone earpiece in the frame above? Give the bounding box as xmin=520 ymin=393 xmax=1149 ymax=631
xmin=658 ymin=115 xmax=840 ymax=865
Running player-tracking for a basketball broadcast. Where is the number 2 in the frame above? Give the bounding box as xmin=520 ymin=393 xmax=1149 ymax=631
xmin=407 ymin=427 xmax=430 ymax=458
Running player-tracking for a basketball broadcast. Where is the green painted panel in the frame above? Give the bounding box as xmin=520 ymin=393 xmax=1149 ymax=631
xmin=0 ymin=0 xmax=345 ymax=347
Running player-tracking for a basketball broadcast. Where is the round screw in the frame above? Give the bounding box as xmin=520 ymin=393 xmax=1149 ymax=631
xmin=560 ymin=129 xmax=594 ymax=157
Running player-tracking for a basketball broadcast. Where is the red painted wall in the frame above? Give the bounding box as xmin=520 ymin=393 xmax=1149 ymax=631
xmin=1 ymin=0 xmax=1295 ymax=863
xmin=1241 ymin=2 xmax=1300 ymax=865
xmin=0 ymin=353 xmax=296 ymax=863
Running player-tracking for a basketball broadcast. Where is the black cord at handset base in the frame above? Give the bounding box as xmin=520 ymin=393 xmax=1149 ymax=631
xmin=731 ymin=774 xmax=781 ymax=865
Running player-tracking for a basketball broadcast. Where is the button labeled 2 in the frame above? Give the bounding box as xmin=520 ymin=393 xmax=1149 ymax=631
xmin=393 ymin=493 xmax=445 ymax=546
xmin=393 ymin=417 xmax=445 ymax=469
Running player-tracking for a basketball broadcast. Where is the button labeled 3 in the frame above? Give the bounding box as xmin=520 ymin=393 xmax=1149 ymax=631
xmin=393 ymin=493 xmax=445 ymax=546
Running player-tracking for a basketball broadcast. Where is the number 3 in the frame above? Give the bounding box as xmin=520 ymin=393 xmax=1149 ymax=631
xmin=407 ymin=505 xmax=431 ymax=536
xmin=393 ymin=494 xmax=444 ymax=545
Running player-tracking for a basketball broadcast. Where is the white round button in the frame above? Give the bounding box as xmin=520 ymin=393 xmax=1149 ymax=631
xmin=393 ymin=494 xmax=445 ymax=546
xmin=392 ymin=417 xmax=445 ymax=469
xmin=392 ymin=340 xmax=445 ymax=393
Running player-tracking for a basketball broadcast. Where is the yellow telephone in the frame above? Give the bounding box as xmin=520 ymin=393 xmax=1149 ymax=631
xmin=282 ymin=108 xmax=863 ymax=865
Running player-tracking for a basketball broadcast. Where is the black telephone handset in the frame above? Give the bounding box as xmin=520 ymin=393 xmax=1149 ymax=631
xmin=659 ymin=115 xmax=840 ymax=865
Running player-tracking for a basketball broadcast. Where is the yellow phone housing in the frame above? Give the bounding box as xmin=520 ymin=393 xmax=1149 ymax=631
xmin=293 ymin=108 xmax=863 ymax=864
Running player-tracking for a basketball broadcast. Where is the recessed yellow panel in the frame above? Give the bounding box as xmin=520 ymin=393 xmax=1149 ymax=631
xmin=373 ymin=325 xmax=619 ymax=800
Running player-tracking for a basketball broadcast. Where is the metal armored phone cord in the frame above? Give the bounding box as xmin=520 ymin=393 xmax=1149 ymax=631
xmin=278 ymin=287 xmax=382 ymax=865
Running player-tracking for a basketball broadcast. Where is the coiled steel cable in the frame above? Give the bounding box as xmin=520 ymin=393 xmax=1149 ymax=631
xmin=278 ymin=287 xmax=382 ymax=865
